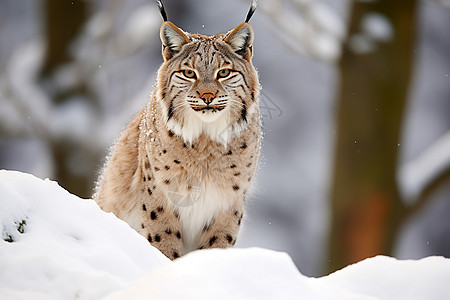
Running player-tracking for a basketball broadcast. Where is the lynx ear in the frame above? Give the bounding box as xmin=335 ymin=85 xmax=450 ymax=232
xmin=224 ymin=23 xmax=254 ymax=61
xmin=160 ymin=21 xmax=190 ymax=60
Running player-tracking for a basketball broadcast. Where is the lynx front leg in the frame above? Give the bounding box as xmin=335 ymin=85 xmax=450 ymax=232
xmin=140 ymin=203 xmax=184 ymax=260
xmin=196 ymin=207 xmax=244 ymax=250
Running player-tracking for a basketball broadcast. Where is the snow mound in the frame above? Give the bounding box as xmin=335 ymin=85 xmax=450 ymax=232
xmin=107 ymin=248 xmax=450 ymax=300
xmin=106 ymin=247 xmax=313 ymax=300
xmin=1 ymin=170 xmax=450 ymax=300
xmin=0 ymin=170 xmax=169 ymax=300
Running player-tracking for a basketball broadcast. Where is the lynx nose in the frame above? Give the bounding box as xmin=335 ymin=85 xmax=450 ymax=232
xmin=200 ymin=93 xmax=215 ymax=105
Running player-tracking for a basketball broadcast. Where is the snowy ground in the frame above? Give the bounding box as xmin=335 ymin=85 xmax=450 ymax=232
xmin=1 ymin=170 xmax=450 ymax=300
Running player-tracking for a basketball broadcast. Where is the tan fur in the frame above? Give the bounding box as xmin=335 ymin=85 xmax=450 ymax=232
xmin=94 ymin=21 xmax=260 ymax=260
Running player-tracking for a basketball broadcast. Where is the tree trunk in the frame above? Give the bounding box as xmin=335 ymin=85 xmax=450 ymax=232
xmin=41 ymin=0 xmax=87 ymax=77
xmin=41 ymin=0 xmax=91 ymax=197
xmin=328 ymin=0 xmax=418 ymax=273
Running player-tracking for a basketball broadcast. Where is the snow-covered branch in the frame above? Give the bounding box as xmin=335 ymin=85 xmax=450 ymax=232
xmin=432 ymin=0 xmax=450 ymax=9
xmin=0 ymin=1 xmax=161 ymax=151
xmin=248 ymin=0 xmax=345 ymax=62
xmin=399 ymin=130 xmax=450 ymax=213
xmin=0 ymin=2 xmax=162 ymax=187
xmin=0 ymin=39 xmax=52 ymax=140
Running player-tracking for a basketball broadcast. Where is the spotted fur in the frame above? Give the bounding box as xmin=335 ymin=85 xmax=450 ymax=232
xmin=94 ymin=20 xmax=261 ymax=260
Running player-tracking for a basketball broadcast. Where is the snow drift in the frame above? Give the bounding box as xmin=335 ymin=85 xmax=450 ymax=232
xmin=1 ymin=170 xmax=449 ymax=300
xmin=0 ymin=170 xmax=169 ymax=299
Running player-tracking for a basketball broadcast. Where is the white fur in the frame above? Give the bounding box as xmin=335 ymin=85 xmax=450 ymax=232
xmin=166 ymin=104 xmax=235 ymax=146
xmin=176 ymin=181 xmax=233 ymax=254
xmin=126 ymin=206 xmax=147 ymax=233
xmin=165 ymin=98 xmax=258 ymax=147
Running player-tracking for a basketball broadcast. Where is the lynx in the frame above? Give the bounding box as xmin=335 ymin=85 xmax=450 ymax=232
xmin=94 ymin=1 xmax=261 ymax=260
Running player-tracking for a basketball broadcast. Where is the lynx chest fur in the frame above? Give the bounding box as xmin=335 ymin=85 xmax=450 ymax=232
xmin=94 ymin=8 xmax=260 ymax=260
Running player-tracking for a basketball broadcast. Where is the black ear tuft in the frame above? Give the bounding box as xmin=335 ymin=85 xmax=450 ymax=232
xmin=224 ymin=23 xmax=255 ymax=61
xmin=156 ymin=0 xmax=168 ymax=22
xmin=160 ymin=22 xmax=190 ymax=60
xmin=245 ymin=0 xmax=258 ymax=23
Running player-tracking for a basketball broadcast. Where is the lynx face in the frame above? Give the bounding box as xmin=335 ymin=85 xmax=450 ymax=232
xmin=157 ymin=22 xmax=259 ymax=145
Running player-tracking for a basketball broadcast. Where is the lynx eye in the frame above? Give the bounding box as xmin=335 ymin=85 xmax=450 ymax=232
xmin=217 ymin=69 xmax=231 ymax=79
xmin=182 ymin=70 xmax=197 ymax=79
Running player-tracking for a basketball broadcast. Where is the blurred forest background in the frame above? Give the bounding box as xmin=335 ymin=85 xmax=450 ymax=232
xmin=1 ymin=0 xmax=450 ymax=276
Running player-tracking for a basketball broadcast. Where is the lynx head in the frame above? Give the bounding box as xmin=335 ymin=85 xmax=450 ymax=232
xmin=155 ymin=1 xmax=259 ymax=146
